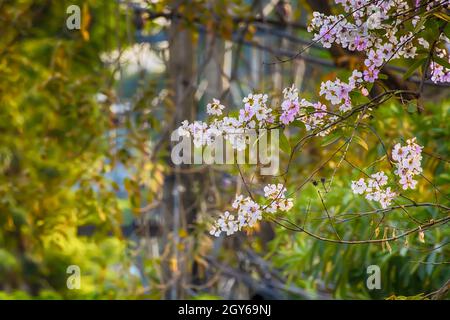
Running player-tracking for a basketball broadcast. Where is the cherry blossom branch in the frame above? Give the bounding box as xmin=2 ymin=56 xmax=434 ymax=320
xmin=173 ymin=0 xmax=450 ymax=241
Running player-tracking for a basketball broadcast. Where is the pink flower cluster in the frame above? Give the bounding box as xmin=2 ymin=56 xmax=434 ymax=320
xmin=280 ymin=85 xmax=342 ymax=136
xmin=430 ymin=43 xmax=450 ymax=83
xmin=177 ymin=119 xmax=219 ymax=148
xmin=179 ymin=0 xmax=450 ymax=150
xmin=262 ymin=183 xmax=294 ymax=213
xmin=319 ymin=69 xmax=364 ymax=112
xmin=177 ymin=81 xmax=355 ymax=153
xmin=280 ymin=85 xmax=301 ymax=125
xmin=351 ymin=171 xmax=397 ymax=209
xmin=240 ymin=93 xmax=274 ymax=123
xmin=178 ymin=93 xmax=276 ymax=151
xmin=392 ymin=138 xmax=423 ymax=190
xmin=308 ymin=0 xmax=450 ymax=84
xmin=351 ymin=137 xmax=423 ymax=207
xmin=179 ymin=1 xmax=442 ymax=237
xmin=284 ymin=69 xmax=366 ymax=135
xmin=209 ymin=184 xmax=293 ymax=237
xmin=206 ymin=98 xmax=225 ymax=116
xmin=430 ymin=61 xmax=450 ymax=83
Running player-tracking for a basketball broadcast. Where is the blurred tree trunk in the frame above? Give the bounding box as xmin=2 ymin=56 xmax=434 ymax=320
xmin=203 ymin=32 xmax=224 ymax=103
xmin=161 ymin=14 xmax=197 ymax=299
xmin=273 ymin=0 xmax=292 ymax=91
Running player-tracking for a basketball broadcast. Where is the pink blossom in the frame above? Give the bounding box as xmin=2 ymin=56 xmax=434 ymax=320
xmin=239 ymin=104 xmax=255 ymax=122
xmin=363 ymin=67 xmax=379 ymax=82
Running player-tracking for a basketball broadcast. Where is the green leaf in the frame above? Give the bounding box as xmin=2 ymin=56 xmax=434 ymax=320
xmin=353 ymin=135 xmax=369 ymax=151
xmin=413 ymin=16 xmax=426 ymax=33
xmin=321 ymin=133 xmax=341 ymax=147
xmin=424 ymin=18 xmax=440 ymax=37
xmin=434 ymin=56 xmax=450 ymax=69
xmin=291 ymin=119 xmax=304 ymax=128
xmin=444 ymin=23 xmax=450 ymax=38
xmin=403 ymin=58 xmax=426 ymax=80
xmin=433 ymin=12 xmax=450 ymax=22
xmin=279 ymin=130 xmax=291 ymax=154
xmin=407 ymin=101 xmax=418 ymax=113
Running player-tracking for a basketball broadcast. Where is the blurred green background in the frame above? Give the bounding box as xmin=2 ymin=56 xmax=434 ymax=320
xmin=0 ymin=0 xmax=448 ymax=300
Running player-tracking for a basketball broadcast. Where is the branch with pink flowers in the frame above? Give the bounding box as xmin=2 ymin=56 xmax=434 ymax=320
xmin=175 ymin=0 xmax=450 ymax=242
